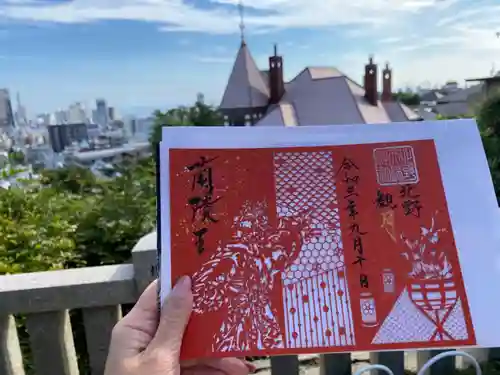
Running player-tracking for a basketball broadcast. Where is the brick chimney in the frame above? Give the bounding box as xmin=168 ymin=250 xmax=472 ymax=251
xmin=269 ymin=44 xmax=285 ymax=105
xmin=381 ymin=62 xmax=392 ymax=102
xmin=364 ymin=56 xmax=378 ymax=106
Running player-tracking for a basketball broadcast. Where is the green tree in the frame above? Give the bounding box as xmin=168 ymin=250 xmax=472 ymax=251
xmin=40 ymin=166 xmax=99 ymax=194
xmin=149 ymin=108 xmax=187 ymax=147
xmin=393 ymin=91 xmax=421 ymax=106
xmin=477 ymin=95 xmax=500 ymax=200
xmin=0 ymin=186 xmax=82 ymax=274
xmin=188 ymin=95 xmax=224 ymax=126
xmin=75 ymin=157 xmax=156 ymax=266
xmin=8 ymin=149 xmax=26 ymax=165
xmin=149 ymin=94 xmax=223 ymax=145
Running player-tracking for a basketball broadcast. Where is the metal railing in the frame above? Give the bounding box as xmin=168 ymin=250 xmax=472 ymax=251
xmin=0 ymin=231 xmax=497 ymax=375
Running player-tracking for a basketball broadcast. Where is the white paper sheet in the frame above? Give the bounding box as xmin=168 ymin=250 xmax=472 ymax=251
xmin=158 ymin=119 xmax=500 ymax=348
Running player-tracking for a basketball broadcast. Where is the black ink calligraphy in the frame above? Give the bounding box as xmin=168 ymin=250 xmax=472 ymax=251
xmin=187 ymin=156 xmax=222 ymax=255
xmin=400 ymin=184 xmax=422 ymax=217
xmin=336 ymin=157 xmax=359 ymax=177
xmin=188 ymin=196 xmax=222 ymax=223
xmin=340 ymin=156 xmax=369 ymax=288
xmin=373 ymin=188 xmax=398 ymax=243
xmin=193 ymin=228 xmax=208 ymax=255
xmin=375 ymin=190 xmax=396 ymax=209
xmin=185 ymin=156 xmax=219 ymax=171
xmin=359 ymin=273 xmax=369 ymax=288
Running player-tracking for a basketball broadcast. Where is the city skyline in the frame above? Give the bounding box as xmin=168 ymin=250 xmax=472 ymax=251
xmin=1 ymin=0 xmax=500 ymax=115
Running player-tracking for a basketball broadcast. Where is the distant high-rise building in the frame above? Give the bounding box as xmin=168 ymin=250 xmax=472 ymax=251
xmin=15 ymin=92 xmax=27 ymax=127
xmin=107 ymin=106 xmax=115 ymax=122
xmin=95 ymin=99 xmax=108 ymax=127
xmin=36 ymin=113 xmax=51 ymax=126
xmin=86 ymin=122 xmax=100 ymax=139
xmin=47 ymin=123 xmax=89 ymax=153
xmin=67 ymin=102 xmax=87 ymax=123
xmin=54 ymin=109 xmax=68 ymax=124
xmin=0 ymin=89 xmax=15 ymax=134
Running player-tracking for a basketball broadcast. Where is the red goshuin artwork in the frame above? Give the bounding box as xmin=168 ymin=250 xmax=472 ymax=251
xmin=168 ymin=140 xmax=476 ymax=359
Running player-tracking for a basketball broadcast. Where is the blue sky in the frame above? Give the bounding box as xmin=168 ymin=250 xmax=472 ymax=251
xmin=1 ymin=0 xmax=500 ymax=117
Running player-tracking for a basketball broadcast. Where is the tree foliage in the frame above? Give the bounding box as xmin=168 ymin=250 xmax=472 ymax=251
xmin=0 ymin=186 xmax=80 ymax=274
xmin=8 ymin=149 xmax=25 ymax=165
xmin=477 ymin=95 xmax=500 ymax=200
xmin=149 ymin=94 xmax=224 ymax=145
xmin=393 ymin=91 xmax=421 ymax=106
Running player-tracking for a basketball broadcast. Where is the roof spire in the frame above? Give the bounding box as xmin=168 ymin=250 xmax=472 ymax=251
xmin=238 ymin=0 xmax=246 ymax=45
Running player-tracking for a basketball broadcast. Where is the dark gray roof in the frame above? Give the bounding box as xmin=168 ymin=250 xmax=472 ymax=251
xmin=437 ymin=84 xmax=482 ymax=103
xmin=420 ymin=90 xmax=444 ymax=102
xmin=219 ymin=43 xmax=270 ymax=109
xmin=434 ymin=102 xmax=471 ymax=117
xmin=256 ymin=67 xmax=419 ymax=126
xmin=219 ymin=44 xmax=420 ymax=126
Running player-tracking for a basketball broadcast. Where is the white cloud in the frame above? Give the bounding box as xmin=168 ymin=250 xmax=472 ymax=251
xmin=346 ymin=0 xmax=500 ymax=88
xmin=0 ymin=0 xmax=472 ymax=32
xmin=1 ymin=0 xmax=500 ymax=89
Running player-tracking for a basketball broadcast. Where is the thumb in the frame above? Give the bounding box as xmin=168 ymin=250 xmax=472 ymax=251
xmin=148 ymin=276 xmax=193 ymax=355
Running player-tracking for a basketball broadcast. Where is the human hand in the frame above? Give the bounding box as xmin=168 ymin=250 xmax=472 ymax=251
xmin=105 ymin=277 xmax=254 ymax=375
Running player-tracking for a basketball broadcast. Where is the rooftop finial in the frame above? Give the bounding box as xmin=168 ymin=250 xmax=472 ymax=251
xmin=274 ymin=43 xmax=278 ymax=56
xmin=238 ymin=0 xmax=246 ymax=45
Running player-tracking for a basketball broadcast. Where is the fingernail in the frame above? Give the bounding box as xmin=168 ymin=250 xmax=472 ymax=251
xmin=173 ymin=275 xmax=191 ymax=293
xmin=245 ymin=362 xmax=257 ymax=373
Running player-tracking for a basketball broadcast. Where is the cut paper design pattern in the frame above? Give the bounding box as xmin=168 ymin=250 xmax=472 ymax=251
xmin=372 ymin=289 xmax=468 ymax=343
xmin=274 ymin=151 xmax=356 ymax=348
xmin=167 ymin=140 xmax=476 ymax=360
xmin=373 ymin=212 xmax=468 ymax=343
xmin=191 ymin=200 xmax=318 ymax=352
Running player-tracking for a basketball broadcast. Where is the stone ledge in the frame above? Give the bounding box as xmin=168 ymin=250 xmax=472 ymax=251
xmin=0 ymin=264 xmax=136 ymax=314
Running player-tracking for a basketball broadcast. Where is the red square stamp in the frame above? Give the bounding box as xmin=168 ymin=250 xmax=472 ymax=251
xmin=373 ymin=146 xmax=419 ymax=186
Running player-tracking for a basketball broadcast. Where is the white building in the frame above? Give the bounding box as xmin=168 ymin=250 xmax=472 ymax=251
xmin=36 ymin=113 xmax=51 ymax=126
xmin=67 ymin=102 xmax=88 ymax=124
xmin=54 ymin=109 xmax=68 ymax=124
